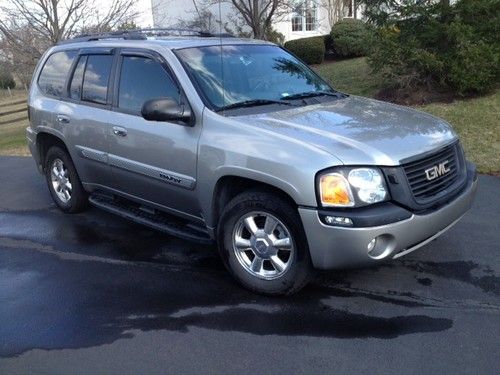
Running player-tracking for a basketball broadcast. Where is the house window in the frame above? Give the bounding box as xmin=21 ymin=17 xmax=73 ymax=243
xmin=291 ymin=1 xmax=317 ymax=32
xmin=305 ymin=6 xmax=316 ymax=30
xmin=292 ymin=15 xmax=302 ymax=32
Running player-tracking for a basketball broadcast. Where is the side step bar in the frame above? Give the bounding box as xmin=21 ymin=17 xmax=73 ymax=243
xmin=89 ymin=193 xmax=214 ymax=245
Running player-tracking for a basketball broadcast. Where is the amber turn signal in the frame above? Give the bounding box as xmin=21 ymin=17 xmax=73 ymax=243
xmin=319 ymin=173 xmax=354 ymax=207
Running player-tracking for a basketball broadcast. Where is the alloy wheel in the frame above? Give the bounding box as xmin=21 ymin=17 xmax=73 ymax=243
xmin=50 ymin=158 xmax=72 ymax=203
xmin=232 ymin=211 xmax=294 ymax=280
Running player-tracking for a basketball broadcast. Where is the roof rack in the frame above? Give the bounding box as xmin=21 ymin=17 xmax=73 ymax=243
xmin=58 ymin=30 xmax=146 ymax=44
xmin=58 ymin=28 xmax=222 ymax=44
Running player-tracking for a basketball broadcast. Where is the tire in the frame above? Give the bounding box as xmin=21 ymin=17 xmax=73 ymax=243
xmin=217 ymin=190 xmax=313 ymax=295
xmin=44 ymin=146 xmax=88 ymax=213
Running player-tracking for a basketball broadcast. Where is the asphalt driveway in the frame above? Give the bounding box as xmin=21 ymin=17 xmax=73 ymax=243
xmin=0 ymin=156 xmax=499 ymax=374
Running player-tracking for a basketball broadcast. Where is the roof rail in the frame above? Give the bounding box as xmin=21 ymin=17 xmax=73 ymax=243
xmin=58 ymin=28 xmax=223 ymax=44
xmin=58 ymin=30 xmax=147 ymax=44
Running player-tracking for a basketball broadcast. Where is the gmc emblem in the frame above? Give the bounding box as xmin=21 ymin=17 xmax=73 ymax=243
xmin=425 ymin=161 xmax=451 ymax=181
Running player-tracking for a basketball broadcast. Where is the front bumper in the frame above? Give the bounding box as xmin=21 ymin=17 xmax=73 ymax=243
xmin=299 ymin=163 xmax=478 ymax=270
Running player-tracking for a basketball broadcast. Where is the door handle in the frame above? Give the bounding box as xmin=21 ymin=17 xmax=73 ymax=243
xmin=56 ymin=114 xmax=70 ymax=124
xmin=112 ymin=126 xmax=127 ymax=137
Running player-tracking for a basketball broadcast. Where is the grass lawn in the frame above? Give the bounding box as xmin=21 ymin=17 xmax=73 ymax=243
xmin=314 ymin=58 xmax=499 ymax=174
xmin=0 ymin=94 xmax=29 ymax=157
xmin=0 ymin=119 xmax=29 ymax=156
xmin=420 ymin=94 xmax=499 ymax=175
xmin=314 ymin=58 xmax=381 ymax=98
xmin=0 ymin=88 xmax=28 ymax=101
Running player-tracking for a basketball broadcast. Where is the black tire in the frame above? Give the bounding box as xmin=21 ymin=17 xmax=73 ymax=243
xmin=44 ymin=146 xmax=88 ymax=213
xmin=217 ymin=190 xmax=313 ymax=295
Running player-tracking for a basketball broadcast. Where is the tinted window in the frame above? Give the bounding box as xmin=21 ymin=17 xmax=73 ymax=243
xmin=82 ymin=55 xmax=113 ymax=105
xmin=38 ymin=50 xmax=77 ymax=96
xmin=118 ymin=56 xmax=179 ymax=113
xmin=70 ymin=56 xmax=87 ymax=100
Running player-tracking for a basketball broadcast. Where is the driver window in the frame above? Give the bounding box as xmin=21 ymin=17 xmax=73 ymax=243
xmin=118 ymin=55 xmax=180 ymax=113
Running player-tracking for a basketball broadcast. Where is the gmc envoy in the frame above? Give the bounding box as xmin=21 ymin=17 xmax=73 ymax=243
xmin=27 ymin=30 xmax=478 ymax=295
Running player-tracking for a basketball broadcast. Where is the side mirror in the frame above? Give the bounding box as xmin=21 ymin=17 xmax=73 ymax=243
xmin=141 ymin=97 xmax=193 ymax=125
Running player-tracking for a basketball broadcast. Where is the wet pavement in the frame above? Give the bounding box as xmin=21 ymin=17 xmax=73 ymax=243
xmin=0 ymin=156 xmax=499 ymax=374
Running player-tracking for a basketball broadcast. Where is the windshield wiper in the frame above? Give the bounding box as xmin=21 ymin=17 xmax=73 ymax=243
xmin=218 ymin=99 xmax=297 ymax=111
xmin=282 ymin=90 xmax=346 ymax=101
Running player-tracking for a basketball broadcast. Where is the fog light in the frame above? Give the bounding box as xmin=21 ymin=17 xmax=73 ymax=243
xmin=366 ymin=234 xmax=396 ymax=260
xmin=324 ymin=215 xmax=353 ymax=226
xmin=367 ymin=238 xmax=376 ymax=252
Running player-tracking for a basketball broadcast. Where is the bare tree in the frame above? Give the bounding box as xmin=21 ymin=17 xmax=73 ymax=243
xmin=224 ymin=0 xmax=292 ymax=40
xmin=0 ymin=0 xmax=139 ymax=45
xmin=0 ymin=0 xmax=139 ymax=85
xmin=0 ymin=23 xmax=50 ymax=86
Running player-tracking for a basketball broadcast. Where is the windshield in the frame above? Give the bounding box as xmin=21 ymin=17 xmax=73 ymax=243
xmin=175 ymin=44 xmax=334 ymax=111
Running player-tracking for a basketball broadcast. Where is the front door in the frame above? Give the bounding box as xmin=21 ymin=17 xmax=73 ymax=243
xmin=107 ymin=50 xmax=201 ymax=218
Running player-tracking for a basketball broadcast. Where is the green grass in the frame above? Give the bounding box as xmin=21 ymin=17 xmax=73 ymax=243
xmin=420 ymin=94 xmax=500 ymax=174
xmin=314 ymin=57 xmax=500 ymax=174
xmin=0 ymin=91 xmax=29 ymax=156
xmin=0 ymin=88 xmax=27 ymax=101
xmin=313 ymin=57 xmax=380 ymax=97
xmin=0 ymin=119 xmax=29 ymax=156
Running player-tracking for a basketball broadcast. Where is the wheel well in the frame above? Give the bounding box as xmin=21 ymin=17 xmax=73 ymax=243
xmin=36 ymin=133 xmax=69 ymax=171
xmin=212 ymin=176 xmax=297 ymax=226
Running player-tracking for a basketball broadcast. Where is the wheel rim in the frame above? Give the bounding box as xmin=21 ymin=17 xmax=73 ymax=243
xmin=50 ymin=158 xmax=72 ymax=204
xmin=232 ymin=211 xmax=294 ymax=280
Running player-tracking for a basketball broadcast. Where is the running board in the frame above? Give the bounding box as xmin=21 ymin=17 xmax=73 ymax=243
xmin=89 ymin=193 xmax=213 ymax=245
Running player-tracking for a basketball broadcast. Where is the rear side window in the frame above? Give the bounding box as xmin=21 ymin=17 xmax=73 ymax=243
xmin=38 ymin=50 xmax=77 ymax=96
xmin=118 ymin=56 xmax=179 ymax=113
xmin=82 ymin=55 xmax=113 ymax=105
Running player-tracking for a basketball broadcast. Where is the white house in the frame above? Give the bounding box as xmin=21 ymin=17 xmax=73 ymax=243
xmin=274 ymin=0 xmax=360 ymax=41
xmin=150 ymin=0 xmax=361 ymax=41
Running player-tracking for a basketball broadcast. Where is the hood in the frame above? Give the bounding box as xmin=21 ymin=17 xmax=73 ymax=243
xmin=233 ymin=96 xmax=457 ymax=166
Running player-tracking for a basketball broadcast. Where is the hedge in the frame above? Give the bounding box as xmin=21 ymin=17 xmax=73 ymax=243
xmin=330 ymin=19 xmax=374 ymax=58
xmin=284 ymin=36 xmax=325 ymax=65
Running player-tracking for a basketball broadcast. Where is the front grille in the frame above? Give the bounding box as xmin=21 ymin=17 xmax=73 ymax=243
xmin=402 ymin=143 xmax=460 ymax=202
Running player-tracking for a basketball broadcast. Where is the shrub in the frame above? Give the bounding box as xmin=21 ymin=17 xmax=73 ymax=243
xmin=447 ymin=41 xmax=499 ymax=94
xmin=323 ymin=33 xmax=334 ymax=53
xmin=330 ymin=19 xmax=374 ymax=57
xmin=284 ymin=36 xmax=325 ymax=64
xmin=368 ymin=0 xmax=500 ymax=96
xmin=0 ymin=67 xmax=16 ymax=89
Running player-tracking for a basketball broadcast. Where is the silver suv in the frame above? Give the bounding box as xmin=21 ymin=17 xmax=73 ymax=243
xmin=27 ymin=30 xmax=478 ymax=295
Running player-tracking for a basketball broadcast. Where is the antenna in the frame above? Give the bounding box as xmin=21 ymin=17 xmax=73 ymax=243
xmin=218 ymin=0 xmax=226 ymax=112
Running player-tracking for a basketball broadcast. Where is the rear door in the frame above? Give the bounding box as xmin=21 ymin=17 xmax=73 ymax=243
xmin=34 ymin=49 xmax=77 ymax=158
xmin=107 ymin=49 xmax=202 ymax=218
xmin=54 ymin=48 xmax=115 ymax=187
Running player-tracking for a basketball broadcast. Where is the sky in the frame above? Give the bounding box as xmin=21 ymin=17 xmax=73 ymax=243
xmin=131 ymin=0 xmax=154 ymax=27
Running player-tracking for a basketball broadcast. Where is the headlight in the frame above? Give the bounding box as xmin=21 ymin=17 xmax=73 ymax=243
xmin=347 ymin=168 xmax=387 ymax=204
xmin=319 ymin=168 xmax=388 ymax=207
